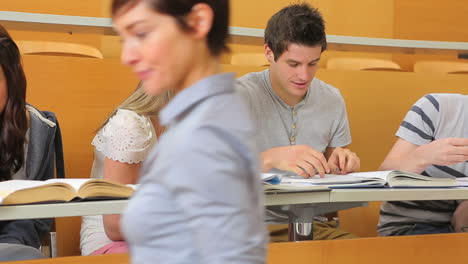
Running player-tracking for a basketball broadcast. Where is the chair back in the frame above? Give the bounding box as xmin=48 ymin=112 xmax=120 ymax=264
xmin=17 ymin=40 xmax=104 ymax=59
xmin=414 ymin=60 xmax=468 ymax=74
xmin=327 ymin=57 xmax=402 ymax=71
xmin=230 ymin=53 xmax=269 ymax=66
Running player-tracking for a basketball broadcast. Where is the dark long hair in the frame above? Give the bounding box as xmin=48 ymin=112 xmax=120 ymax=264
xmin=0 ymin=25 xmax=28 ymax=181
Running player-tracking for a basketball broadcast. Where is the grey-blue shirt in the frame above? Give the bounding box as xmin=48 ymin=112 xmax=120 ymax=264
xmin=122 ymin=73 xmax=267 ymax=264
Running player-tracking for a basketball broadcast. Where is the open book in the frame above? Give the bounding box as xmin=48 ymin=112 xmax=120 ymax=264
xmin=275 ymin=170 xmax=459 ymax=189
xmin=262 ymin=173 xmax=330 ymax=191
xmin=0 ymin=178 xmax=135 ymax=205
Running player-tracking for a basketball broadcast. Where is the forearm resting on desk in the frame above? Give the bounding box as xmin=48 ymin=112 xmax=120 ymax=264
xmin=378 ymin=138 xmax=468 ymax=173
xmin=379 ymin=145 xmax=429 ymax=174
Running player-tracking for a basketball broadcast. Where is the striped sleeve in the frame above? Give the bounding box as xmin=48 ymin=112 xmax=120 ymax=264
xmin=396 ymin=94 xmax=440 ymax=146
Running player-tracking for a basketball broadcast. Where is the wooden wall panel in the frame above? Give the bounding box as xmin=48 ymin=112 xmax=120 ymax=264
xmin=1 ymin=0 xmax=105 ymax=17
xmin=394 ymin=0 xmax=468 ymax=42
xmin=392 ymin=0 xmax=468 ymax=71
xmin=268 ymin=233 xmax=468 ymax=264
xmin=23 ymin=55 xmax=138 ymax=180
xmin=23 ymin=55 xmax=137 ymax=257
xmin=230 ymin=0 xmax=395 ymax=66
xmin=2 ymin=0 xmax=108 ymax=55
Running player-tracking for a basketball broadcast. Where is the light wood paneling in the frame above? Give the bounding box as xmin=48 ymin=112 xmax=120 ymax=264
xmin=394 ymin=0 xmax=468 ymax=42
xmin=0 ymin=253 xmax=129 ymax=264
xmin=1 ymin=0 xmax=105 ymax=17
xmin=392 ymin=0 xmax=468 ymax=70
xmin=317 ymin=69 xmax=468 ymax=171
xmin=9 ymin=31 xmax=102 ymax=51
xmin=231 ymin=0 xmax=394 ymax=37
xmin=23 ymin=55 xmax=137 ymax=256
xmin=2 ymin=0 xmax=107 ymax=57
xmin=230 ymin=0 xmax=395 ymax=66
xmin=23 ymin=55 xmax=138 ymax=180
xmin=23 ymin=57 xmax=468 ymax=257
xmin=268 ymin=233 xmax=468 ymax=264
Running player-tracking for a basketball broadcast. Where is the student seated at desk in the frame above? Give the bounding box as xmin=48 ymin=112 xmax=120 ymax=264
xmin=112 ymin=0 xmax=267 ymax=263
xmin=80 ymin=84 xmax=171 ymax=255
xmin=0 ymin=25 xmax=64 ymax=260
xmin=378 ymin=93 xmax=468 ymax=236
xmin=236 ymin=3 xmax=360 ymax=241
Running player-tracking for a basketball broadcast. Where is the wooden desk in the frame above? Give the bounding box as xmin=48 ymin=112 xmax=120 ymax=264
xmin=266 ymin=187 xmax=468 ymax=240
xmin=265 ymin=187 xmax=468 ymax=206
xmin=1 ymin=11 xmax=468 ymax=55
xmin=0 ymin=253 xmax=129 ymax=264
xmin=1 ymin=188 xmax=467 ymax=231
xmin=0 ymin=200 xmax=128 ymax=221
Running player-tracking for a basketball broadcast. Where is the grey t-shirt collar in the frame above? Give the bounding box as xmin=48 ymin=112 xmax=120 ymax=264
xmin=260 ymin=69 xmax=311 ymax=110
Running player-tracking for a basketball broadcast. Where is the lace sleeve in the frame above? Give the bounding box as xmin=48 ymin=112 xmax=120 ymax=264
xmin=92 ymin=109 xmax=156 ymax=164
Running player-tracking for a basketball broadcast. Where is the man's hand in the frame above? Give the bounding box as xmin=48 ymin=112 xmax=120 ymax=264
xmin=417 ymin=138 xmax=468 ymax=167
xmin=452 ymin=200 xmax=468 ymax=232
xmin=326 ymin=147 xmax=360 ymax=174
xmin=261 ymin=145 xmax=330 ymax=178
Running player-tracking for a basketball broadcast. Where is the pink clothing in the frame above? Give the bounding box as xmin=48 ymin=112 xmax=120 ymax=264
xmin=90 ymin=242 xmax=128 ymax=255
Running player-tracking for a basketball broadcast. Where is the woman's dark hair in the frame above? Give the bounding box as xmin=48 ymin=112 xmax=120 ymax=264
xmin=265 ymin=3 xmax=327 ymax=61
xmin=0 ymin=25 xmax=28 ymax=181
xmin=112 ymin=0 xmax=229 ymax=56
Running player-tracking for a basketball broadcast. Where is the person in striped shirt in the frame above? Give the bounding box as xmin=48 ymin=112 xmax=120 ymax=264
xmin=378 ymin=93 xmax=468 ymax=236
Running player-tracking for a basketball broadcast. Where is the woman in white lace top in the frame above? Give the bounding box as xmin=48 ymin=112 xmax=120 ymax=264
xmin=80 ymin=83 xmax=171 ymax=256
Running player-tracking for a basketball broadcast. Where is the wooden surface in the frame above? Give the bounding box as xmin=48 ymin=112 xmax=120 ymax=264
xmin=3 ymin=233 xmax=468 ymax=264
xmin=0 ymin=253 xmax=129 ymax=264
xmin=17 ymin=40 xmax=104 ymax=58
xmin=2 ymin=11 xmax=468 ymax=55
xmin=22 ymin=59 xmax=468 ymax=255
xmin=23 ymin=55 xmax=137 ymax=256
xmin=326 ymin=57 xmax=402 ymax=71
xmin=267 ymin=233 xmax=468 ymax=264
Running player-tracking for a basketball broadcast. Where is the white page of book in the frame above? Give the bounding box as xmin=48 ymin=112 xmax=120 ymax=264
xmin=0 ymin=180 xmax=48 ymax=192
xmin=282 ymin=171 xmax=392 ymax=185
xmin=45 ymin=178 xmax=92 ymax=192
xmin=456 ymin=177 xmax=468 ymax=187
xmin=0 ymin=180 xmax=50 ymax=203
xmin=261 ymin=173 xmax=279 ymax=181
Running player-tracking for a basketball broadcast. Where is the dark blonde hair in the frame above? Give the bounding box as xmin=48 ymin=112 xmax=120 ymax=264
xmin=98 ymin=82 xmax=172 ymax=132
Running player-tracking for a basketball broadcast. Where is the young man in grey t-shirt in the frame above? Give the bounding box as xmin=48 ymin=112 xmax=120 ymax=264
xmin=237 ymin=3 xmax=360 ymax=240
xmin=378 ymin=93 xmax=468 ymax=236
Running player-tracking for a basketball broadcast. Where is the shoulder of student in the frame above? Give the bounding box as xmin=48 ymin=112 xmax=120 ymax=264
xmin=26 ymin=104 xmax=57 ymax=128
xmin=417 ymin=93 xmax=466 ymax=108
xmin=235 ymin=70 xmax=267 ymax=104
xmin=312 ymin=78 xmax=346 ymax=104
xmin=92 ymin=109 xmax=154 ymax=160
xmin=236 ymin=71 xmax=265 ymax=92
xmin=104 ymin=109 xmax=152 ymax=134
